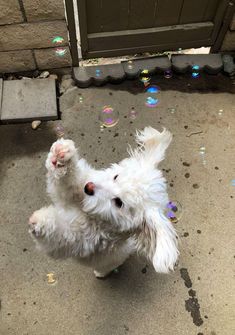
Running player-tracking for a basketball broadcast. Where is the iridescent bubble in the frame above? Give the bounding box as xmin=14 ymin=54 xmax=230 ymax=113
xmin=52 ymin=36 xmax=64 ymax=45
xmin=199 ymin=146 xmax=206 ymax=166
xmin=145 ymin=85 xmax=160 ymax=94
xmin=199 ymin=146 xmax=206 ymax=154
xmin=192 ymin=72 xmax=200 ymax=78
xmin=218 ymin=109 xmax=223 ymax=116
xmin=168 ymin=107 xmax=176 ymax=114
xmin=191 ymin=65 xmax=200 ymax=78
xmin=140 ymin=69 xmax=150 ymax=85
xmin=99 ymin=106 xmax=119 ymax=127
xmin=164 ymin=69 xmax=173 ymax=79
xmin=127 ymin=61 xmax=134 ymax=70
xmin=55 ymin=47 xmax=67 ymax=57
xmin=78 ymin=95 xmax=83 ymax=103
xmin=129 ymin=107 xmax=137 ymax=120
xmin=55 ymin=124 xmax=65 ymax=138
xmin=95 ymin=69 xmax=102 ymax=77
xmin=145 ymin=96 xmax=159 ymax=108
xmin=165 ymin=200 xmax=183 ymax=223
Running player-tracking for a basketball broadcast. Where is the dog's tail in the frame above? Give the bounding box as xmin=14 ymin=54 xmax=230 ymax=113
xmin=135 ymin=127 xmax=172 ymax=166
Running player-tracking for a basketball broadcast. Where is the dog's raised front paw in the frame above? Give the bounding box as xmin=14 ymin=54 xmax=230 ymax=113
xmin=46 ymin=139 xmax=77 ymax=173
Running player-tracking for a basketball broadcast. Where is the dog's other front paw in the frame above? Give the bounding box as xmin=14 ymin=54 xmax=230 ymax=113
xmin=46 ymin=139 xmax=77 ymax=175
xmin=28 ymin=210 xmax=46 ymax=238
xmin=28 ymin=206 xmax=56 ymax=240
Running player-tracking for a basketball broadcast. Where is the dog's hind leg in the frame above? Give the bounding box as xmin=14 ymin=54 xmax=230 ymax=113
xmin=93 ymin=239 xmax=135 ymax=278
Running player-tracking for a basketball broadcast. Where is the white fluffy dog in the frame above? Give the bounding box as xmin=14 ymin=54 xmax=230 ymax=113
xmin=29 ymin=127 xmax=179 ymax=278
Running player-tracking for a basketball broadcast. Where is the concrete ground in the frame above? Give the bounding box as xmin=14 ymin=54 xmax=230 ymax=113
xmin=0 ymin=73 xmax=234 ymax=335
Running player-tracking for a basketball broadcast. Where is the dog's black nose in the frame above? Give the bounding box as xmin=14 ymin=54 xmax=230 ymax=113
xmin=84 ymin=182 xmax=95 ymax=196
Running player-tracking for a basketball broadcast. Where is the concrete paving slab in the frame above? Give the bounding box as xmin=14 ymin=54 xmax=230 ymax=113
xmin=0 ymin=74 xmax=234 ymax=335
xmin=0 ymin=79 xmax=58 ymax=123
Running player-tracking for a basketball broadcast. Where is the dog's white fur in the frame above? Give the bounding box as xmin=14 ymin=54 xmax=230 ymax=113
xmin=29 ymin=127 xmax=179 ymax=277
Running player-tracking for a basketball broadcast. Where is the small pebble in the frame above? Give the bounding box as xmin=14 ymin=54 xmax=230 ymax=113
xmin=49 ymin=74 xmax=58 ymax=80
xmin=39 ymin=71 xmax=50 ymax=78
xmin=193 ymin=183 xmax=199 ymax=189
xmin=31 ymin=120 xmax=41 ymax=130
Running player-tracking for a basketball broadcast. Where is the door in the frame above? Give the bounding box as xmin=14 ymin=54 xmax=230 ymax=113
xmin=77 ymin=0 xmax=230 ymax=58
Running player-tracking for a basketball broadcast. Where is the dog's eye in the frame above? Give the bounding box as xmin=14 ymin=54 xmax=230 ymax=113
xmin=113 ymin=197 xmax=123 ymax=208
xmin=114 ymin=174 xmax=118 ymax=180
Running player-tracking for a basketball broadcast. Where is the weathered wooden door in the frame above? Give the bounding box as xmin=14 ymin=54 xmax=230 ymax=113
xmin=77 ymin=0 xmax=231 ymax=58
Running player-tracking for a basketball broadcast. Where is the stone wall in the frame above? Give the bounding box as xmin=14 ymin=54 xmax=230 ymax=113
xmin=221 ymin=13 xmax=235 ymax=51
xmin=0 ymin=0 xmax=72 ymax=73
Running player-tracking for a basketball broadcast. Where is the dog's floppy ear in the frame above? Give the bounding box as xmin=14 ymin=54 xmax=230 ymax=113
xmin=135 ymin=127 xmax=172 ymax=167
xmin=138 ymin=207 xmax=179 ymax=273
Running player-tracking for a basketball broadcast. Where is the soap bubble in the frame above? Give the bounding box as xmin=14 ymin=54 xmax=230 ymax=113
xmin=127 ymin=61 xmax=134 ymax=70
xmin=199 ymin=146 xmax=206 ymax=166
xmin=168 ymin=107 xmax=176 ymax=114
xmin=145 ymin=96 xmax=159 ymax=108
xmin=199 ymin=146 xmax=206 ymax=154
xmin=54 ymin=124 xmax=65 ymax=138
xmin=129 ymin=107 xmax=137 ymax=120
xmin=55 ymin=47 xmax=67 ymax=57
xmin=145 ymin=85 xmax=160 ymax=94
xmin=95 ymin=69 xmax=102 ymax=77
xmin=165 ymin=200 xmax=183 ymax=223
xmin=164 ymin=69 xmax=173 ymax=79
xmin=52 ymin=36 xmax=64 ymax=45
xmin=99 ymin=106 xmax=119 ymax=127
xmin=145 ymin=85 xmax=160 ymax=108
xmin=140 ymin=69 xmax=151 ymax=85
xmin=191 ymin=65 xmax=200 ymax=78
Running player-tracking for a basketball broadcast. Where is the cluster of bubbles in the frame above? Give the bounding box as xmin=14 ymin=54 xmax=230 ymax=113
xmin=52 ymin=36 xmax=67 ymax=57
xmin=165 ymin=200 xmax=183 ymax=224
xmin=97 ymin=61 xmax=201 ymax=129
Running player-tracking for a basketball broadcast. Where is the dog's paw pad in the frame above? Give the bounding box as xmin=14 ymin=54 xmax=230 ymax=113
xmin=50 ymin=139 xmax=76 ymax=168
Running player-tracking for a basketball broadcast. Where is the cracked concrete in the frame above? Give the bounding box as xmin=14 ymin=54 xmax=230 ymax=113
xmin=0 ymin=73 xmax=234 ymax=335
